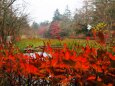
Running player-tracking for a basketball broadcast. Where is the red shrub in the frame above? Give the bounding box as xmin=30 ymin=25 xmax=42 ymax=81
xmin=0 ymin=43 xmax=115 ymax=85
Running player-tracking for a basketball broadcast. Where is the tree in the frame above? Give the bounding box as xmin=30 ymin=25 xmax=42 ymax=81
xmin=53 ymin=9 xmax=62 ymax=21
xmin=49 ymin=21 xmax=61 ymax=38
xmin=72 ymin=10 xmax=89 ymax=36
xmin=31 ymin=22 xmax=39 ymax=29
xmin=0 ymin=0 xmax=17 ymax=43
xmin=58 ymin=6 xmax=73 ymax=37
xmin=38 ymin=21 xmax=49 ymax=38
xmin=63 ymin=5 xmax=71 ymax=19
xmin=0 ymin=0 xmax=29 ymax=44
xmin=90 ymin=0 xmax=115 ymax=41
xmin=60 ymin=17 xmax=72 ymax=37
xmin=87 ymin=0 xmax=115 ymax=27
xmin=72 ymin=0 xmax=94 ymax=36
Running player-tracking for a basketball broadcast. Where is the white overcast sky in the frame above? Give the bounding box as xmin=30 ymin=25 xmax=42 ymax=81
xmin=14 ymin=0 xmax=84 ymax=24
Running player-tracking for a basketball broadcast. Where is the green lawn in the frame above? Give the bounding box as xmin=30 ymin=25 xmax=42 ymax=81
xmin=15 ymin=38 xmax=103 ymax=52
xmin=15 ymin=39 xmax=44 ymax=51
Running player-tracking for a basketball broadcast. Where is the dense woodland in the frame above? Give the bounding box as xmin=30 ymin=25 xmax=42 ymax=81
xmin=31 ymin=0 xmax=115 ymax=39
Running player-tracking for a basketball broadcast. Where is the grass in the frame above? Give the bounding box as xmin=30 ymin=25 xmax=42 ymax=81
xmin=15 ymin=38 xmax=103 ymax=52
xmin=15 ymin=38 xmax=44 ymax=51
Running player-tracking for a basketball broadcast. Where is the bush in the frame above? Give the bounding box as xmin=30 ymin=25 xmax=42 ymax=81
xmin=0 ymin=42 xmax=115 ymax=85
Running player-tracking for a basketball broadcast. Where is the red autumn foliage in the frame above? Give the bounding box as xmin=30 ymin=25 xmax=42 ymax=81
xmin=0 ymin=42 xmax=115 ymax=85
xmin=49 ymin=21 xmax=61 ymax=38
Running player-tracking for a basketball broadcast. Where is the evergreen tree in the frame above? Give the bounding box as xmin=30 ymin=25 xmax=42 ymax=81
xmin=31 ymin=22 xmax=39 ymax=29
xmin=53 ymin=9 xmax=62 ymax=21
xmin=63 ymin=5 xmax=71 ymax=19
